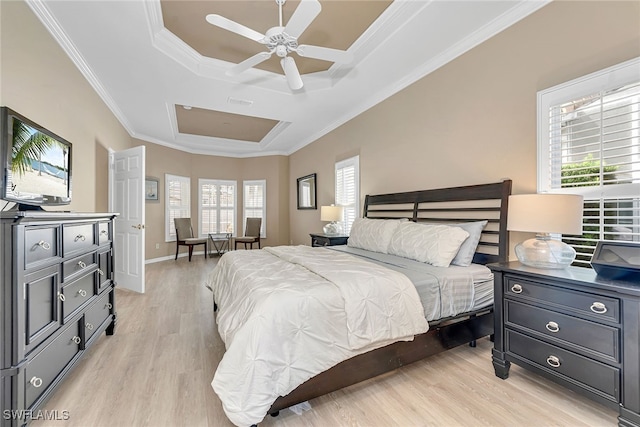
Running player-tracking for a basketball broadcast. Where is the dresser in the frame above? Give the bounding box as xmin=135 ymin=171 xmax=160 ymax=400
xmin=309 ymin=233 xmax=349 ymax=247
xmin=0 ymin=211 xmax=117 ymax=426
xmin=490 ymin=262 xmax=640 ymax=427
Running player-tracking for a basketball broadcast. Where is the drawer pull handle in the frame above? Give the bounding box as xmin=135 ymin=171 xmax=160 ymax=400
xmin=77 ymin=260 xmax=87 ymax=269
xmin=590 ymin=302 xmax=607 ymax=314
xmin=98 ymin=269 xmax=105 ymax=276
xmin=71 ymin=336 xmax=81 ymax=345
xmin=37 ymin=240 xmax=51 ymax=250
xmin=58 ymin=293 xmax=65 ymax=302
xmin=75 ymin=234 xmax=86 ymax=242
xmin=100 ymin=230 xmax=108 ymax=236
xmin=30 ymin=376 xmax=43 ymax=388
xmin=511 ymin=284 xmax=523 ymax=294
xmin=546 ymin=355 xmax=561 ymax=368
xmin=105 ymin=303 xmax=113 ymax=310
xmin=86 ymin=322 xmax=94 ymax=331
xmin=78 ymin=289 xmax=87 ymax=297
xmin=545 ymin=321 xmax=560 ymax=333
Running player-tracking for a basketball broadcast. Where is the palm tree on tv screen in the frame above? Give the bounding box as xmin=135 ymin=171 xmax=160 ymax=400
xmin=11 ymin=119 xmax=58 ymax=176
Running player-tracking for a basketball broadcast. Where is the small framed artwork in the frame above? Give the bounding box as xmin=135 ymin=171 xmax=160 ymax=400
xmin=145 ymin=177 xmax=159 ymax=201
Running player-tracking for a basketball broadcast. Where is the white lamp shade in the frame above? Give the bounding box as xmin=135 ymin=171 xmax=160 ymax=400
xmin=321 ymin=205 xmax=343 ymax=222
xmin=508 ymin=194 xmax=583 ymax=235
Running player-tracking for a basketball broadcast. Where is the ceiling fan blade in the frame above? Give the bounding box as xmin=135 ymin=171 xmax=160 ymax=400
xmin=280 ymin=57 xmax=303 ymax=90
xmin=296 ymin=44 xmax=353 ymax=64
xmin=283 ymin=0 xmax=321 ymax=39
xmin=206 ymin=14 xmax=265 ymax=43
xmin=227 ymin=52 xmax=272 ymax=76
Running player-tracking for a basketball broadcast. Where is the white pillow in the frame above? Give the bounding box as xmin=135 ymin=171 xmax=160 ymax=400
xmin=388 ymin=222 xmax=470 ymax=267
xmin=348 ymin=218 xmax=407 ymax=254
xmin=450 ymin=221 xmax=488 ymax=267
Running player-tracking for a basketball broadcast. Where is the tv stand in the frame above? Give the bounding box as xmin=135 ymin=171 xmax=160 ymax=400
xmin=15 ymin=203 xmax=45 ymax=211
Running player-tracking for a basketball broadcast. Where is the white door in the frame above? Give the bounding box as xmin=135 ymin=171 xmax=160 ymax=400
xmin=109 ymin=146 xmax=145 ymax=293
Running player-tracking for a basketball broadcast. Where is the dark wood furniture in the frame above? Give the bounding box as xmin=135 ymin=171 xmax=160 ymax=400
xmin=174 ymin=217 xmax=207 ymax=261
xmin=0 ymin=211 xmax=117 ymax=426
xmin=267 ymin=179 xmax=512 ymax=415
xmin=310 ymin=233 xmax=348 ymax=247
xmin=490 ymin=262 xmax=640 ymax=427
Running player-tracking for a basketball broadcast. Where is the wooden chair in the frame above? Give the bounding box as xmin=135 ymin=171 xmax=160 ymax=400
xmin=234 ymin=218 xmax=262 ymax=250
xmin=174 ymin=218 xmax=207 ymax=261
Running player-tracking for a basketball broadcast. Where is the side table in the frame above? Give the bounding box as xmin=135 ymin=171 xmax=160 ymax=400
xmin=310 ymin=233 xmax=349 ymax=247
xmin=208 ymin=233 xmax=232 ymax=256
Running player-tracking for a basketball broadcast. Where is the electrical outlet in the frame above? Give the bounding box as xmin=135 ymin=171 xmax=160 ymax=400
xmin=155 ymin=243 xmax=160 ymax=249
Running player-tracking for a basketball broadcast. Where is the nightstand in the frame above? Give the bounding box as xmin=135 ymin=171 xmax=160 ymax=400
xmin=489 ymin=262 xmax=640 ymax=427
xmin=310 ymin=233 xmax=348 ymax=247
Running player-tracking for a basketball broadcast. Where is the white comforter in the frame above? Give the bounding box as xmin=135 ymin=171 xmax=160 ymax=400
xmin=210 ymin=245 xmax=428 ymax=426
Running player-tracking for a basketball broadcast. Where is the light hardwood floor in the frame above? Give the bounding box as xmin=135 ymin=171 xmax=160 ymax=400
xmin=35 ymin=256 xmax=617 ymax=427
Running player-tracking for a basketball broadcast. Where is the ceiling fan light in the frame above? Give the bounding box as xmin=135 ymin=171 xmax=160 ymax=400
xmin=281 ymin=57 xmax=303 ymax=90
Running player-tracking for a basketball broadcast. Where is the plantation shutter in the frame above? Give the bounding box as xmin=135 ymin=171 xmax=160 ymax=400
xmin=335 ymin=156 xmax=359 ymax=235
xmin=538 ymin=59 xmax=640 ymax=267
xmin=243 ymin=180 xmax=266 ymax=237
xmin=199 ymin=179 xmax=236 ymax=237
xmin=165 ymin=174 xmax=190 ymax=241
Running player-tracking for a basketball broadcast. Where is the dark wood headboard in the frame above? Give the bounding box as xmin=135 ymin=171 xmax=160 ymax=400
xmin=363 ymin=179 xmax=512 ymax=264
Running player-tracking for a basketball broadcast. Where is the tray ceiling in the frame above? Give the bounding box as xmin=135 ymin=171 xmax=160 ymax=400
xmin=26 ymin=0 xmax=549 ymax=157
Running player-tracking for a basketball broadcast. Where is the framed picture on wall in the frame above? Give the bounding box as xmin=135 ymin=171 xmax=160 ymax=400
xmin=145 ymin=177 xmax=159 ymax=201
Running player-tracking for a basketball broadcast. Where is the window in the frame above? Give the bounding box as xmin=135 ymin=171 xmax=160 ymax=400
xmin=165 ymin=174 xmax=191 ymax=242
xmin=243 ymin=180 xmax=266 ymax=237
xmin=199 ymin=179 xmax=236 ymax=238
xmin=538 ymin=57 xmax=640 ymax=267
xmin=335 ymin=155 xmax=360 ymax=235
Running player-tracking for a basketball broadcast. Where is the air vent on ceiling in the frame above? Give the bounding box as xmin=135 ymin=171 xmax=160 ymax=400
xmin=227 ymin=97 xmax=253 ymax=107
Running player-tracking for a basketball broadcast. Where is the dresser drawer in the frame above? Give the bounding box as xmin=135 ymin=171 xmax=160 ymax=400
xmin=62 ymin=223 xmax=96 ymax=257
xmin=24 ymin=225 xmax=59 ymax=269
xmin=61 ymin=273 xmax=96 ymax=321
xmin=62 ymin=251 xmax=96 ymax=281
xmin=84 ymin=291 xmax=112 ymax=343
xmin=97 ymin=221 xmax=111 ymax=245
xmin=505 ymin=300 xmax=619 ymax=362
xmin=505 ymin=276 xmax=620 ymax=323
xmin=24 ymin=320 xmax=82 ymax=409
xmin=97 ymin=248 xmax=112 ymax=293
xmin=506 ymin=330 xmax=619 ymax=402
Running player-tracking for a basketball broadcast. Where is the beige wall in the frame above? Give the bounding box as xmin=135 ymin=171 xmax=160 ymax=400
xmin=143 ymin=140 xmax=290 ymax=259
xmin=0 ymin=1 xmax=134 ymax=212
xmin=288 ymin=1 xmax=640 ymax=247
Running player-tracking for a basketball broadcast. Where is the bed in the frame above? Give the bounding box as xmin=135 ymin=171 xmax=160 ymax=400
xmin=210 ymin=179 xmax=511 ymax=426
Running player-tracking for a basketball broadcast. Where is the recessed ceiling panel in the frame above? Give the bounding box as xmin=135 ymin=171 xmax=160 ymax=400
xmin=161 ymin=0 xmax=392 ymax=75
xmin=176 ymin=105 xmax=280 ymax=143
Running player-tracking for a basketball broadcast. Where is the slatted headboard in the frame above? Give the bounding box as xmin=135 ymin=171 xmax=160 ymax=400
xmin=363 ymin=179 xmax=512 ymax=264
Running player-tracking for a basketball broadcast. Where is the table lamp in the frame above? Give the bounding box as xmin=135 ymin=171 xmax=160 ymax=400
xmin=507 ymin=194 xmax=584 ymax=269
xmin=321 ymin=205 xmax=344 ymax=235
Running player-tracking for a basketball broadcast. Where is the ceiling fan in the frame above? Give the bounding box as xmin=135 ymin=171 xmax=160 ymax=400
xmin=206 ymin=0 xmax=353 ymax=90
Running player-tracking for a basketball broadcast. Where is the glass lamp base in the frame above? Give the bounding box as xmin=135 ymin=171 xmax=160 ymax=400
xmin=515 ymin=236 xmax=576 ymax=269
xmin=323 ymin=222 xmax=342 ymax=235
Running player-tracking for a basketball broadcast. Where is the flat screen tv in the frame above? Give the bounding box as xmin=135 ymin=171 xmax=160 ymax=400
xmin=1 ymin=107 xmax=72 ymax=209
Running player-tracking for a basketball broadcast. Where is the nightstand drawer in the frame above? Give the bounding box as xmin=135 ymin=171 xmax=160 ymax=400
xmin=505 ymin=276 xmax=620 ymax=323
xmin=507 ymin=330 xmax=619 ymax=402
xmin=505 ymin=300 xmax=619 ymax=362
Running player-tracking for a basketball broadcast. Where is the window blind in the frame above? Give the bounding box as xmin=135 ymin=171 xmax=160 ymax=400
xmin=335 ymin=156 xmax=359 ymax=235
xmin=243 ymin=180 xmax=266 ymax=237
xmin=165 ymin=174 xmax=190 ymax=241
xmin=199 ymin=179 xmax=236 ymax=237
xmin=538 ymin=58 xmax=640 ymax=267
